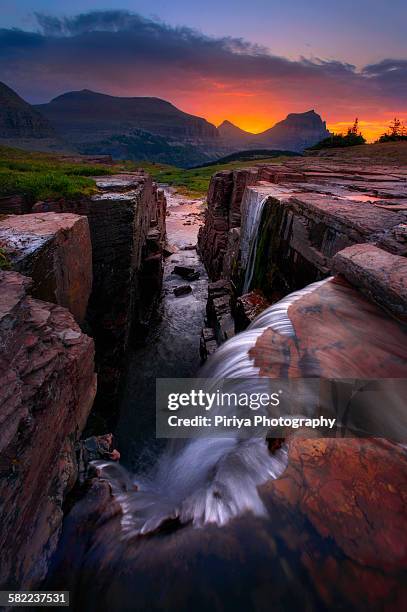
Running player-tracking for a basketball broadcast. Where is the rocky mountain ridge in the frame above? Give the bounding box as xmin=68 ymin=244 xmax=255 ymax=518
xmin=1 ymin=82 xmax=330 ymax=165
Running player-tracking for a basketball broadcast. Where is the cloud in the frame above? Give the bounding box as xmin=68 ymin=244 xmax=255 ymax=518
xmin=0 ymin=10 xmax=405 ymax=124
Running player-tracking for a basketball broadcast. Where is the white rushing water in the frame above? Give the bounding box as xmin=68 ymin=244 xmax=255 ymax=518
xmin=240 ymin=190 xmax=269 ymax=294
xmin=96 ymin=280 xmax=328 ymax=538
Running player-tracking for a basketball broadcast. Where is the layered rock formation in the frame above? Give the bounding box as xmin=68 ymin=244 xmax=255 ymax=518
xmin=0 ymin=271 xmax=96 ymax=588
xmin=0 ymin=163 xmax=166 ymax=588
xmin=0 ymin=212 xmax=92 ymax=323
xmin=199 ymin=158 xmax=407 ymax=291
xmin=31 ymin=173 xmax=167 ymax=421
xmin=198 ymin=156 xmax=407 ymax=353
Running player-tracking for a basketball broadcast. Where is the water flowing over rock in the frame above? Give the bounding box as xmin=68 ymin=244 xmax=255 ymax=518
xmin=46 ymin=276 xmax=407 ymax=610
xmin=0 ymin=271 xmax=96 ymax=589
xmin=198 ymin=157 xmax=407 ymax=299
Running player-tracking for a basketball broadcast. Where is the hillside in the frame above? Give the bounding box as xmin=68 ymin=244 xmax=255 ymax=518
xmin=218 ymin=120 xmax=253 ymax=146
xmin=307 ymin=141 xmax=407 ymax=165
xmin=0 ymin=81 xmax=55 ymax=139
xmin=36 ymin=90 xmax=219 ymax=145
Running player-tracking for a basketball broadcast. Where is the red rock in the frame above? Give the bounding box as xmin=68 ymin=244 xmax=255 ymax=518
xmin=0 ymin=271 xmax=96 ymax=588
xmin=235 ymin=290 xmax=270 ymax=330
xmin=332 ymin=244 xmax=407 ymax=322
xmin=250 ymin=277 xmax=407 ymax=379
xmin=28 ymin=174 xmax=167 ymax=418
xmin=0 ymin=212 xmax=92 ymax=324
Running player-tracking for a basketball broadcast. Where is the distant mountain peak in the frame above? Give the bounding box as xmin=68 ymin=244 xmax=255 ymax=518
xmin=218 ymin=110 xmax=330 ymax=152
xmin=0 ymin=81 xmax=56 ymax=139
xmin=218 ymin=120 xmax=252 ymax=142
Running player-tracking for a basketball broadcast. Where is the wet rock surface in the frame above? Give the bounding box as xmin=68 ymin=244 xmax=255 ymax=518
xmin=206 ymin=279 xmax=234 ymax=345
xmin=235 ymin=290 xmax=270 ymax=330
xmin=115 ymin=189 xmax=208 ymax=468
xmin=46 ymin=435 xmax=407 ymax=612
xmin=198 ymin=158 xmax=407 ymax=299
xmin=250 ymin=276 xmax=407 ymax=380
xmin=0 ymin=271 xmax=96 ymax=589
xmin=0 ymin=212 xmax=92 ymax=323
xmin=173 ymin=284 xmax=192 ymax=297
xmin=332 ymin=244 xmax=407 ymax=321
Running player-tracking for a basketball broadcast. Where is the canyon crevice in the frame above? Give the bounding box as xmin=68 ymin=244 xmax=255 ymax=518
xmin=0 ymin=168 xmax=167 ymax=588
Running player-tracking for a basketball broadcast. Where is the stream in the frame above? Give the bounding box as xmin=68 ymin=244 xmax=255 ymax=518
xmin=115 ymin=188 xmax=208 ymax=470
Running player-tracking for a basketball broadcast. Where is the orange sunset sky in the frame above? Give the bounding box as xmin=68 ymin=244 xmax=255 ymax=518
xmin=0 ymin=3 xmax=406 ymax=142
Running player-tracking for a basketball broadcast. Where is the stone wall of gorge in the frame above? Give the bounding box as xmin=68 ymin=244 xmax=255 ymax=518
xmin=0 ymin=169 xmax=166 ymax=587
xmin=198 ymin=157 xmax=407 ymax=353
xmin=0 ymin=271 xmax=96 ymax=589
xmin=2 ymin=172 xmax=167 ymax=424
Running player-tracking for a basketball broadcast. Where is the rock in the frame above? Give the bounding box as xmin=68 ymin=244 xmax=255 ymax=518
xmin=180 ymin=244 xmax=197 ymax=251
xmin=0 ymin=212 xmax=92 ymax=324
xmin=235 ymin=290 xmax=270 ymax=331
xmin=332 ymin=244 xmax=407 ymax=322
xmin=186 ymin=271 xmax=200 ymax=281
xmin=173 ymin=285 xmax=192 ymax=297
xmin=198 ymin=157 xmax=407 ymax=294
xmin=77 ymin=433 xmax=120 ymax=484
xmin=31 ymin=174 xmax=166 ymax=420
xmin=45 ymin=437 xmax=407 ymax=611
xmin=199 ymin=327 xmax=218 ymax=361
xmin=0 ymin=270 xmax=96 ymax=589
xmin=0 ymin=194 xmax=27 ymax=215
xmin=172 ymin=265 xmax=196 ymax=278
xmin=163 ymin=243 xmax=178 ymax=257
xmin=206 ymin=280 xmax=234 ymax=343
xmin=249 ymin=276 xmax=407 ymax=381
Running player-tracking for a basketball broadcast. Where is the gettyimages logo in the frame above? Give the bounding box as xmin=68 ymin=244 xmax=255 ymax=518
xmin=156 ymin=378 xmax=407 ymax=440
xmin=167 ymin=389 xmax=281 ymax=411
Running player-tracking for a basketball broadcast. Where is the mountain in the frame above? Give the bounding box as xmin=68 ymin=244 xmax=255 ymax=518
xmin=254 ymin=110 xmax=330 ymax=151
xmin=0 ymin=82 xmax=330 ymax=166
xmin=36 ymin=89 xmax=219 ymax=145
xmin=0 ymin=81 xmax=56 ymax=139
xmin=218 ymin=120 xmax=252 ymax=146
xmin=218 ymin=111 xmax=330 ymax=152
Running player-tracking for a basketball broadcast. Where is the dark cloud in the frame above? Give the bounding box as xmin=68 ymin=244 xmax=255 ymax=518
xmin=0 ymin=10 xmax=405 ymax=116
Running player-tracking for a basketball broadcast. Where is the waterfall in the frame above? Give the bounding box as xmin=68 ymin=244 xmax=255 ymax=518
xmin=240 ymin=189 xmax=269 ymax=294
xmin=240 ymin=184 xmax=292 ymax=294
xmin=95 ymin=279 xmax=328 ymax=538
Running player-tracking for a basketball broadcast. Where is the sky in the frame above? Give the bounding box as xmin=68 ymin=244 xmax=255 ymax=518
xmin=0 ymin=1 xmax=406 ymax=140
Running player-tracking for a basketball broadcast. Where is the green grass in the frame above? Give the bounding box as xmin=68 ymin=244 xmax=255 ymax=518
xmin=0 ymin=145 xmax=289 ymax=202
xmin=133 ymin=156 xmax=289 ymax=197
xmin=0 ymin=247 xmax=12 ymax=270
xmin=0 ymin=146 xmax=115 ymax=202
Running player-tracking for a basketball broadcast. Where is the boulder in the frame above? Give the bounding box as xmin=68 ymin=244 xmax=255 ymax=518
xmin=332 ymin=244 xmax=407 ymax=322
xmin=172 ymin=265 xmax=196 ymax=278
xmin=174 ymin=285 xmax=192 ymax=297
xmin=0 ymin=212 xmax=92 ymax=324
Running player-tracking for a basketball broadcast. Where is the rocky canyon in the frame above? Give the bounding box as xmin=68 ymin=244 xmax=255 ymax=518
xmin=0 ymin=142 xmax=406 ymax=610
